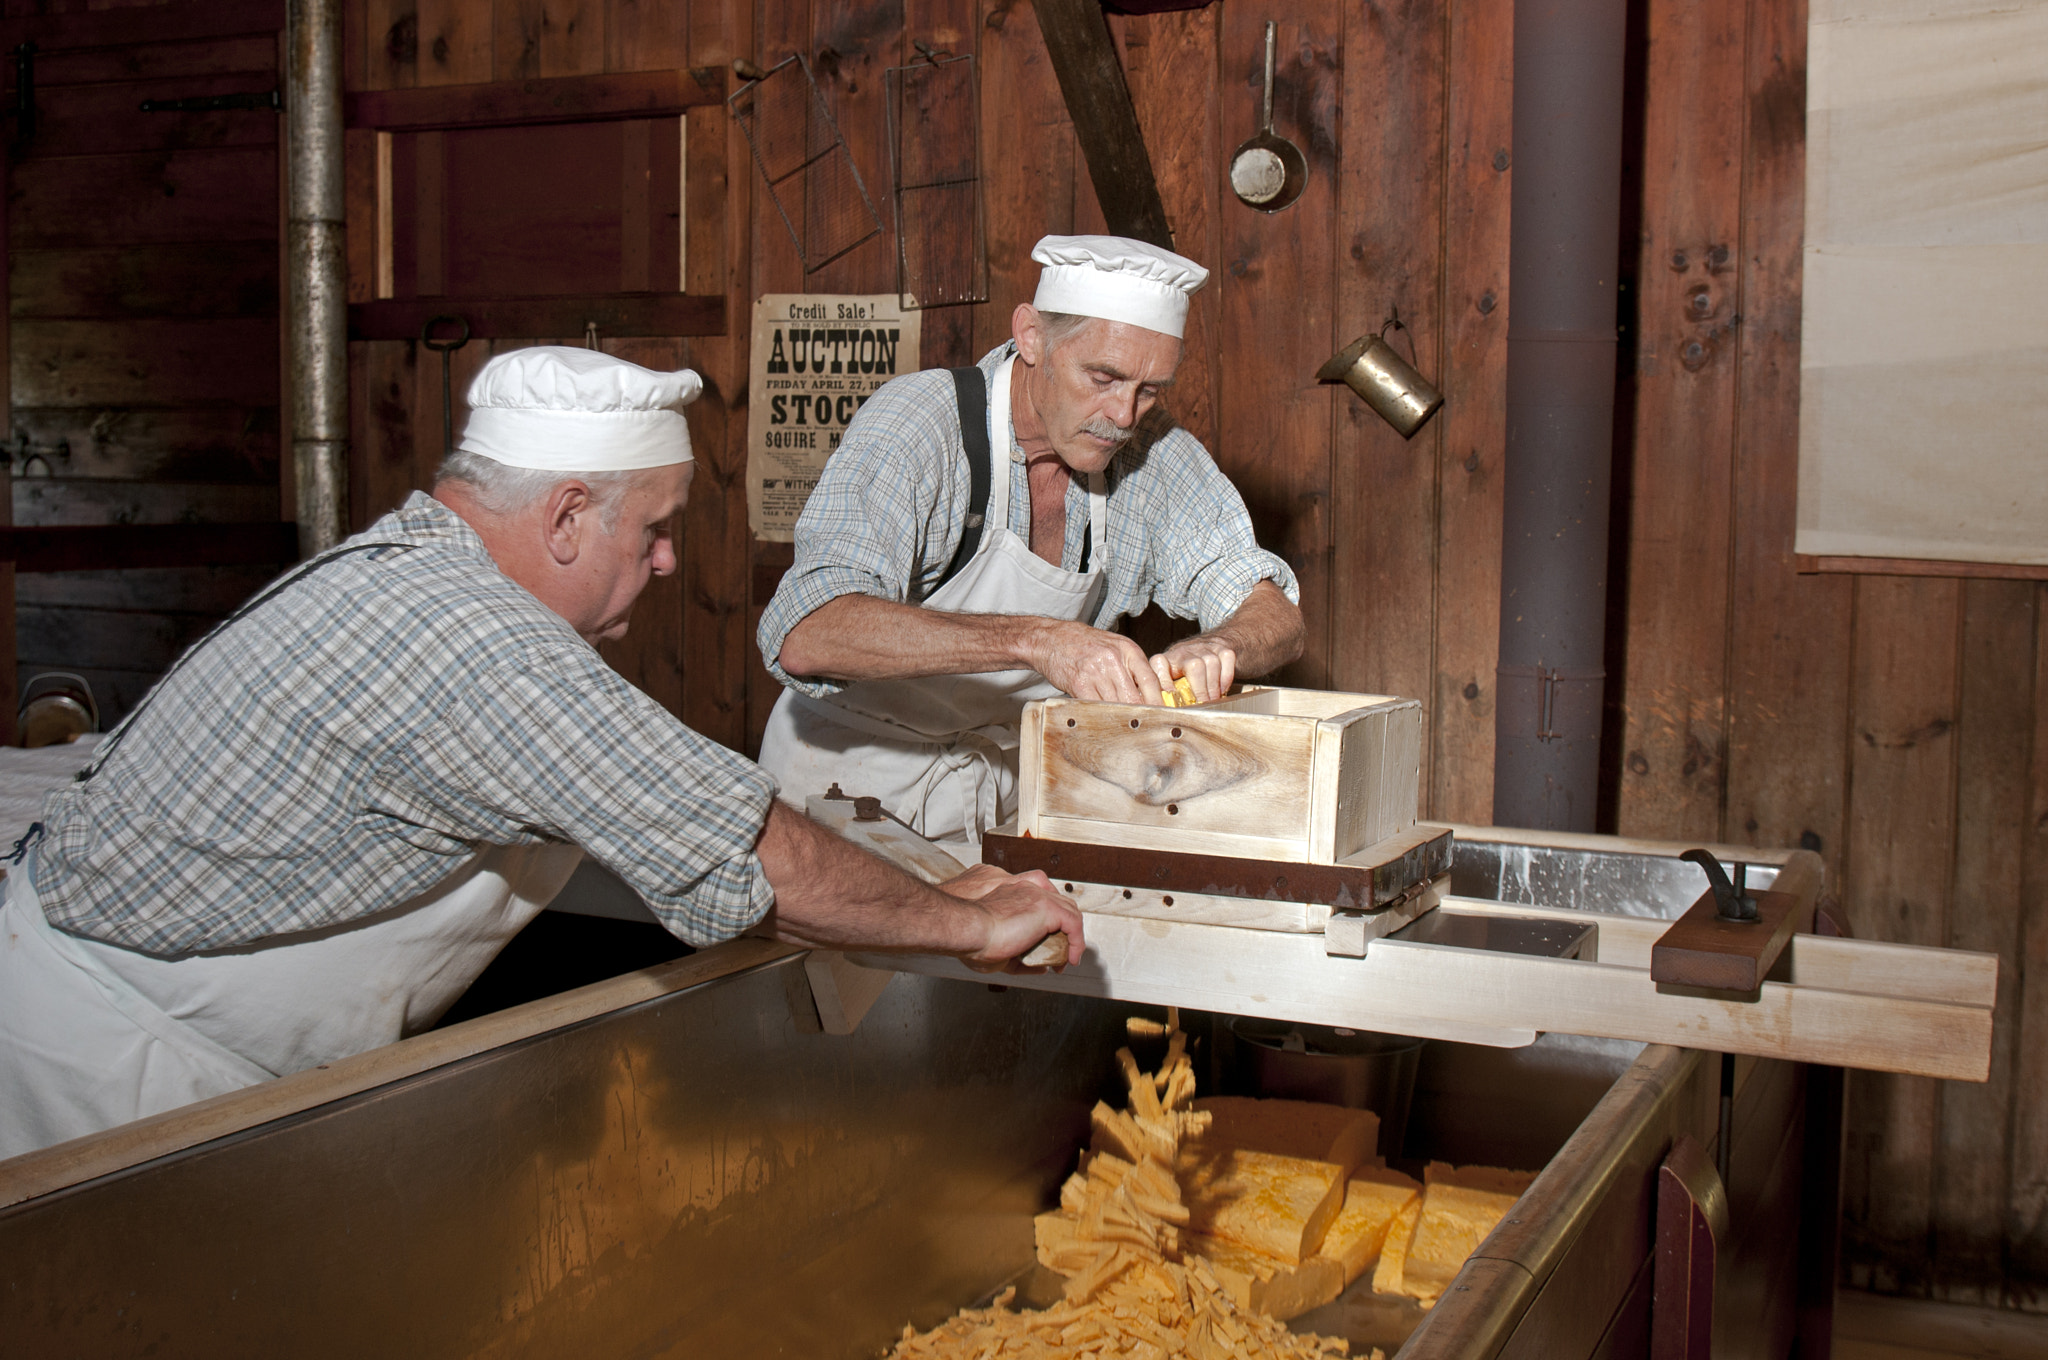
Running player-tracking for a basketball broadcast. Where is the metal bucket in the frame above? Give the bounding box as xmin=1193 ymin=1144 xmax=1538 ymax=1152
xmin=17 ymin=671 xmax=98 ymax=748
xmin=1228 ymin=1018 xmax=1425 ymax=1159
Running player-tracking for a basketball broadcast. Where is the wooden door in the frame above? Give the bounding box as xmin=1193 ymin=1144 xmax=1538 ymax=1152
xmin=0 ymin=0 xmax=287 ymax=729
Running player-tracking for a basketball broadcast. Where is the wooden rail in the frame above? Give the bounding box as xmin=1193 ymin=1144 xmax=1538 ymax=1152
xmin=0 ymin=521 xmax=296 ymax=573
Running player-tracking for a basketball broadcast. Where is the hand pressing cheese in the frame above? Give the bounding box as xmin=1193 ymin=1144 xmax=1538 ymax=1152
xmin=1160 ymin=676 xmax=1200 ymax=707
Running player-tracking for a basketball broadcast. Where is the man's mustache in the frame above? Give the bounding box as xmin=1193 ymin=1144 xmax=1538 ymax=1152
xmin=1082 ymin=417 xmax=1133 ymax=443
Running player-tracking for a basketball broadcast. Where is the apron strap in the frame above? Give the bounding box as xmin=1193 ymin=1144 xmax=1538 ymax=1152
xmin=935 ymin=365 xmax=993 ymax=594
xmin=75 ymin=540 xmax=414 ymax=786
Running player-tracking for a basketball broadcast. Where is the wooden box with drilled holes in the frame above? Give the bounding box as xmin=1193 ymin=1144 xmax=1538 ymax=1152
xmin=1014 ymin=686 xmax=1423 ymax=865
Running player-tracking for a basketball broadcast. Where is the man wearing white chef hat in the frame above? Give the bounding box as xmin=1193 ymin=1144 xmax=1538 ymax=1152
xmin=0 ymin=345 xmax=1080 ymax=1160
xmin=758 ymin=235 xmax=1306 ymax=842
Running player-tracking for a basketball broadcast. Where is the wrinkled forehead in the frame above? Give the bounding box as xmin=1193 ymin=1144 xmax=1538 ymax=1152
xmin=1056 ymin=316 xmax=1183 ymax=385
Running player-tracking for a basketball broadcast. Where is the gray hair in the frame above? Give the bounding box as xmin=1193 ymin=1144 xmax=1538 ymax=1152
xmin=434 ymin=448 xmax=652 ymax=532
xmin=1033 ymin=309 xmax=1101 ymax=355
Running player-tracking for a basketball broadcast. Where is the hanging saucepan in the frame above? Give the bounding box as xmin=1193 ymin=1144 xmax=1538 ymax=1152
xmin=1229 ymin=21 xmax=1308 ymax=212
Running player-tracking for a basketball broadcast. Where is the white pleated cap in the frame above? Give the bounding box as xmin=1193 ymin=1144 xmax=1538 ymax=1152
xmin=457 ymin=346 xmax=703 ymax=471
xmin=1030 ymin=234 xmax=1209 ymax=339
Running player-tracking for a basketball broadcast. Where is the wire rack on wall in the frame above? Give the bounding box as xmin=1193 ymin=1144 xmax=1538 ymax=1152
xmin=730 ymin=53 xmax=886 ymax=274
xmin=885 ymin=49 xmax=988 ymax=309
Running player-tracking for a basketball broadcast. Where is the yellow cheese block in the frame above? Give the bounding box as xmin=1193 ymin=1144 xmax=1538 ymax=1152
xmin=1180 ymin=1147 xmax=1345 ymax=1264
xmin=1187 ymin=1233 xmax=1346 ymax=1321
xmin=1160 ymin=676 xmax=1199 ymax=707
xmin=1316 ymin=1167 xmax=1424 ymax=1286
xmin=1190 ymin=1096 xmax=1381 ymax=1170
xmin=1370 ymin=1192 xmax=1423 ymax=1296
xmin=1399 ymin=1162 xmax=1538 ymax=1306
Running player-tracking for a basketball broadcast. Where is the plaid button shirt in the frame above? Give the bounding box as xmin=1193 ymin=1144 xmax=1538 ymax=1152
xmin=34 ymin=493 xmax=777 ymax=957
xmin=757 ymin=342 xmax=1300 ymax=696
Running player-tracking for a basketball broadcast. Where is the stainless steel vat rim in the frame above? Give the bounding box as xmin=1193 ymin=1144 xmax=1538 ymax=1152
xmin=1394 ymin=1043 xmax=1705 ymax=1360
xmin=0 ymin=936 xmax=805 ymax=1209
xmin=1442 ymin=822 xmax=1794 ymax=867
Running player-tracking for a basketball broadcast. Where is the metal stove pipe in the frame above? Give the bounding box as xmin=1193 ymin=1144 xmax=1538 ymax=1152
xmin=1493 ymin=0 xmax=1628 ymax=831
xmin=286 ymin=0 xmax=348 ymax=556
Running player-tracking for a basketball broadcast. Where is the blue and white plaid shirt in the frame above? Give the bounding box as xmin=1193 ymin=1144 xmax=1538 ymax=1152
xmin=34 ymin=493 xmax=778 ymax=956
xmin=757 ymin=342 xmax=1299 ymax=697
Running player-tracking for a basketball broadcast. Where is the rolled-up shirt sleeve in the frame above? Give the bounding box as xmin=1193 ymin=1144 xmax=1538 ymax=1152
xmin=756 ymin=368 xmax=968 ymax=697
xmin=446 ymin=644 xmax=781 ymax=945
xmin=1101 ymin=426 xmax=1299 ymax=633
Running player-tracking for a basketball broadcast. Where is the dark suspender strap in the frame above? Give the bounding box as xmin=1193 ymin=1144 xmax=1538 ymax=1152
xmin=935 ymin=365 xmax=993 ymax=592
xmin=74 ymin=541 xmax=412 ymax=785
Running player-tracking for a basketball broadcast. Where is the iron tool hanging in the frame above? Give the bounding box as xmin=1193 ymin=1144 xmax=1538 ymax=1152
xmin=730 ymin=54 xmax=886 ymax=273
xmin=885 ymin=43 xmax=989 ymax=309
xmin=420 ymin=315 xmax=471 ymax=457
xmin=1229 ymin=22 xmax=1306 ymax=212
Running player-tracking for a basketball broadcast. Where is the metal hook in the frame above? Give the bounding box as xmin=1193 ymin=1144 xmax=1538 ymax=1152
xmin=1680 ymin=848 xmax=1760 ymax=923
xmin=1379 ymin=305 xmax=1422 ymax=369
xmin=912 ymin=39 xmax=949 ymax=66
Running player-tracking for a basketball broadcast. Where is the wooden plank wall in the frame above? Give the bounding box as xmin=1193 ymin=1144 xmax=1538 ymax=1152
xmin=1618 ymin=0 xmax=2048 ymax=1312
xmin=2 ymin=0 xmax=286 ymax=722
xmin=341 ymin=0 xmax=1510 ymax=825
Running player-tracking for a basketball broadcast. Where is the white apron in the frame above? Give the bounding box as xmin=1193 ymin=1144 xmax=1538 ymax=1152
xmin=760 ymin=355 xmax=1108 ymax=842
xmin=0 ymin=840 xmax=582 ymax=1160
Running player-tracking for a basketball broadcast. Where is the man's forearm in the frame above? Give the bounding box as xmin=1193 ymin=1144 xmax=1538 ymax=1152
xmin=1203 ymin=581 xmax=1305 ymax=676
xmin=776 ymin=594 xmax=1051 ymax=682
xmin=750 ymin=798 xmax=985 ymax=952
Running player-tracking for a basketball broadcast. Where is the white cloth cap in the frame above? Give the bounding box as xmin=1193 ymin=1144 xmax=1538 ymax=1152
xmin=457 ymin=346 xmax=702 ymax=471
xmin=1030 ymin=234 xmax=1209 ymax=339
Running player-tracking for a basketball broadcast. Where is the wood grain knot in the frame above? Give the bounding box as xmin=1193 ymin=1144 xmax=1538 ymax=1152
xmin=1061 ymin=726 xmax=1269 ymax=807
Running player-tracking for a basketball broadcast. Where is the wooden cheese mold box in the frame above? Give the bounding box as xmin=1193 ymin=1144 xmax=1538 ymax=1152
xmin=0 ymin=833 xmax=1835 ymax=1360
xmin=1019 ymin=686 xmax=1424 ymax=864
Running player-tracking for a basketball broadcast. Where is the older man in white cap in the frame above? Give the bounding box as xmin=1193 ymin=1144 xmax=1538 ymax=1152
xmin=758 ymin=235 xmax=1305 ymax=842
xmin=0 ymin=346 xmax=1079 ymax=1160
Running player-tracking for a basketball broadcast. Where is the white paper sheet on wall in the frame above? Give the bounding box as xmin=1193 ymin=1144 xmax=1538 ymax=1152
xmin=1797 ymin=0 xmax=2048 ymax=566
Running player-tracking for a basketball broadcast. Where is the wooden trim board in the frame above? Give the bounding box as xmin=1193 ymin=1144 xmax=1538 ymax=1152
xmin=982 ymin=821 xmax=1453 ymax=912
xmin=348 ymin=293 xmax=725 ymax=341
xmin=855 ymin=910 xmax=1994 ymax=1081
xmin=0 ymin=522 xmax=296 ymax=572
xmin=1436 ymin=898 xmax=1998 ymax=1008
xmin=347 ymin=69 xmax=729 ymax=133
xmin=1796 ymin=554 xmax=2048 ymax=582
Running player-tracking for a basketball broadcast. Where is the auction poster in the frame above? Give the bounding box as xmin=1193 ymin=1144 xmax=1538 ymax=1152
xmin=746 ymin=294 xmax=921 ymax=541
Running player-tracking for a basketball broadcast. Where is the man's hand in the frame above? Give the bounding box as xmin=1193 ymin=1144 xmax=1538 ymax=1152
xmin=1032 ymin=620 xmax=1163 ymax=705
xmin=754 ymin=800 xmax=1085 ymax=967
xmin=1153 ymin=636 xmax=1239 ymax=704
xmin=939 ymin=862 xmax=1087 ymax=972
xmin=1144 ymin=582 xmax=1304 ymax=705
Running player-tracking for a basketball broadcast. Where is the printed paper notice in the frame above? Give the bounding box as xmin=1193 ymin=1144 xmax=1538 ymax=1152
xmin=747 ymin=294 xmax=921 ymax=542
